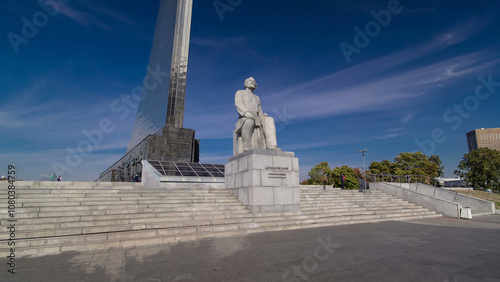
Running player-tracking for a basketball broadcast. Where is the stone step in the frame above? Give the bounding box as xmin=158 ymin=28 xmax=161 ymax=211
xmin=0 ymin=194 xmax=237 ymax=201
xmin=300 ymin=196 xmax=397 ymax=201
xmin=0 ymin=211 xmax=439 ymax=258
xmin=1 ymin=210 xmax=254 ymax=226
xmin=21 ymin=203 xmax=247 ymax=212
xmin=300 ymin=200 xmax=409 ymax=206
xmin=0 ymin=207 xmax=248 ymax=220
xmin=0 ymin=183 xmax=442 ymax=258
xmin=297 ymin=207 xmax=428 ymax=217
xmin=17 ymin=198 xmax=240 ymax=207
xmin=300 ymin=204 xmax=417 ymax=210
xmin=247 ymin=213 xmax=439 ymax=233
xmin=301 ymin=195 xmax=402 ymax=199
xmin=0 ymin=229 xmax=249 ymax=258
xmin=300 ymin=203 xmax=416 ymax=211
xmin=4 ymin=207 xmax=428 ymax=232
xmin=0 ymin=205 xmax=436 ymax=239
xmin=300 ymin=191 xmax=384 ymax=194
xmin=1 ymin=213 xmax=257 ymax=231
xmin=300 ymin=195 xmax=388 ymax=198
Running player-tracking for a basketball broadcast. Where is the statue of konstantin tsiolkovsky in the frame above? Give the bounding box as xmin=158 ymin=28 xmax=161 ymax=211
xmin=234 ymin=77 xmax=279 ymax=154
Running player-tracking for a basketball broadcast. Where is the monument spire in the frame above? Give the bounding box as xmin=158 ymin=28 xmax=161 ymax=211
xmin=99 ymin=0 xmax=199 ymax=182
xmin=166 ymin=0 xmax=192 ymax=128
xmin=127 ymin=0 xmax=193 ymax=151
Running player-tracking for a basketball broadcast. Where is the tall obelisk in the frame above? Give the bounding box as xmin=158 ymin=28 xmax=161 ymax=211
xmin=98 ymin=0 xmax=198 ymax=182
xmin=128 ymin=0 xmax=194 ymax=150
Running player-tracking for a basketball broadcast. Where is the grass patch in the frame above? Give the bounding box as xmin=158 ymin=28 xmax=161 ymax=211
xmin=453 ymin=189 xmax=500 ymax=208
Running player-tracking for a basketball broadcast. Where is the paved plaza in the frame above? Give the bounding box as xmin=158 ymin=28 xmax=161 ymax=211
xmin=1 ymin=215 xmax=500 ymax=282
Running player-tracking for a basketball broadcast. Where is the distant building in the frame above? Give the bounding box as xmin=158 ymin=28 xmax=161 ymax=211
xmin=436 ymin=177 xmax=467 ymax=187
xmin=466 ymin=128 xmax=500 ymax=153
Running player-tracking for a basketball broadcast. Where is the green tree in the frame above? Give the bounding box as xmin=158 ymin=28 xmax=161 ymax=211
xmin=368 ymin=152 xmax=443 ymax=184
xmin=369 ymin=160 xmax=395 ymax=174
xmin=454 ymin=148 xmax=500 ymax=190
xmin=429 ymin=155 xmax=444 ymax=177
xmin=331 ymin=165 xmax=359 ymax=190
xmin=393 ymin=152 xmax=441 ymax=178
xmin=303 ymin=161 xmax=332 ymax=185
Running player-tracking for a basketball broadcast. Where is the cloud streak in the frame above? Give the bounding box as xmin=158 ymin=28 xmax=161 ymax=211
xmin=58 ymin=1 xmax=135 ymax=31
xmin=185 ymin=25 xmax=499 ymax=141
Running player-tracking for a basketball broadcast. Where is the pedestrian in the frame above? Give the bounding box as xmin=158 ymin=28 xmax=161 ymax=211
xmin=57 ymin=175 xmax=62 ymax=181
xmin=133 ymin=173 xmax=140 ymax=182
xmin=340 ymin=173 xmax=345 ymax=189
xmin=322 ymin=169 xmax=327 ymax=190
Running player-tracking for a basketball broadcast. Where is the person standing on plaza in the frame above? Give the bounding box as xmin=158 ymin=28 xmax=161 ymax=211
xmin=340 ymin=173 xmax=345 ymax=189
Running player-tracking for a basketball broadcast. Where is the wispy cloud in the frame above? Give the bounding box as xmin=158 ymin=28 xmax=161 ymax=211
xmin=0 ymin=112 xmax=26 ymax=128
xmin=271 ymin=50 xmax=498 ymax=121
xmin=81 ymin=1 xmax=135 ymax=26
xmin=59 ymin=4 xmax=113 ymax=30
xmin=403 ymin=113 xmax=416 ymax=123
xmin=58 ymin=1 xmax=135 ymax=31
xmin=185 ymin=25 xmax=495 ymax=141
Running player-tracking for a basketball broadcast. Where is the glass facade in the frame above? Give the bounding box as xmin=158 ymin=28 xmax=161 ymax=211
xmin=127 ymin=0 xmax=193 ymax=152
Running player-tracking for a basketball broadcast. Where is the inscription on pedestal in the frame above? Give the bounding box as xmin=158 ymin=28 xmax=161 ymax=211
xmin=268 ymin=173 xmax=287 ymax=179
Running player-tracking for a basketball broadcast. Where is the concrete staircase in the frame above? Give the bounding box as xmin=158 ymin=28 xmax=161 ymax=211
xmin=0 ymin=182 xmax=440 ymax=257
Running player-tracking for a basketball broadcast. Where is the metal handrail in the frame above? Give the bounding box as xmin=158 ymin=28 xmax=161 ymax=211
xmin=367 ymin=173 xmax=463 ymax=203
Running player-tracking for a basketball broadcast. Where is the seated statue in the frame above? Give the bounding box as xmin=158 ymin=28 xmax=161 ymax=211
xmin=234 ymin=77 xmax=279 ymax=154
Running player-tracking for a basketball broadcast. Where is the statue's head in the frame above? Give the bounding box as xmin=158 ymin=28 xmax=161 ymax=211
xmin=244 ymin=77 xmax=257 ymax=90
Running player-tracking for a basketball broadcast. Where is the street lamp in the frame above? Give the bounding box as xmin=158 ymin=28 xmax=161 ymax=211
xmin=358 ymin=149 xmax=368 ymax=190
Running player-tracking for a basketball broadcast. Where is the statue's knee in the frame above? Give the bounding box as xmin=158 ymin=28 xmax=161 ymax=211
xmin=243 ymin=119 xmax=255 ymax=128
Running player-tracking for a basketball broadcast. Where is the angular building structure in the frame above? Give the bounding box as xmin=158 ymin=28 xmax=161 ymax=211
xmin=466 ymin=127 xmax=500 ymax=153
xmin=99 ymin=0 xmax=199 ymax=182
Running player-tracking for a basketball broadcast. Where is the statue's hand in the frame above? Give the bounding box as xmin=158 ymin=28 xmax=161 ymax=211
xmin=262 ymin=113 xmax=268 ymax=117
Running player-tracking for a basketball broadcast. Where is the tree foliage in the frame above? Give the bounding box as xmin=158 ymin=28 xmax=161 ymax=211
xmin=368 ymin=160 xmax=395 ymax=174
xmin=331 ymin=165 xmax=359 ymax=190
xmin=369 ymin=152 xmax=444 ymax=183
xmin=302 ymin=162 xmax=359 ymax=189
xmin=454 ymin=148 xmax=500 ymax=190
xmin=302 ymin=161 xmax=331 ymax=185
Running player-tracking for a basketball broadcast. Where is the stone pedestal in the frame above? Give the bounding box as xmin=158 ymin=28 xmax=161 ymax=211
xmin=225 ymin=149 xmax=300 ymax=212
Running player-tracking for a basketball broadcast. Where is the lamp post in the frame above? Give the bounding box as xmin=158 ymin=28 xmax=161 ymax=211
xmin=358 ymin=149 xmax=368 ymax=190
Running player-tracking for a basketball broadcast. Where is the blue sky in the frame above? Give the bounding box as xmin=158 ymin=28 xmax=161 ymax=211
xmin=1 ymin=0 xmax=499 ymax=181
